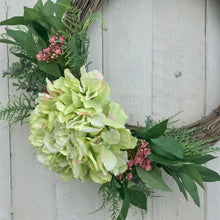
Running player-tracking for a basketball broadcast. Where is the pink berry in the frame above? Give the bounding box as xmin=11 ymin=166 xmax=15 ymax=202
xmin=126 ymin=173 xmax=133 ymax=181
xmin=36 ymin=51 xmax=43 ymax=61
xmin=145 ymin=164 xmax=152 ymax=171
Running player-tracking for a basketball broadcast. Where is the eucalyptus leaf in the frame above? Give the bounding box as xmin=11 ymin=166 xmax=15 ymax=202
xmin=143 ymin=119 xmax=168 ymax=140
xmin=42 ymin=0 xmax=56 ymax=15
xmin=0 ymin=16 xmax=25 ymax=26
xmin=163 ymin=167 xmax=188 ymax=200
xmin=196 ymin=165 xmax=220 ymax=182
xmin=0 ymin=39 xmax=20 ymax=46
xmin=183 ymin=165 xmax=204 ymax=189
xmin=127 ymin=189 xmax=147 ymax=210
xmin=34 ymin=0 xmax=44 ymax=10
xmin=179 ymin=172 xmax=200 ymax=207
xmin=38 ymin=62 xmax=62 ymax=78
xmin=55 ymin=0 xmax=72 ymax=19
xmin=117 ymin=190 xmax=130 ymax=220
xmin=136 ymin=166 xmax=171 ymax=191
xmin=10 ymin=52 xmax=36 ymax=63
xmin=151 ymin=137 xmax=183 ymax=159
xmin=148 ymin=153 xmax=191 ymax=166
xmin=185 ymin=155 xmax=217 ymax=165
xmin=6 ymin=29 xmax=27 ymax=46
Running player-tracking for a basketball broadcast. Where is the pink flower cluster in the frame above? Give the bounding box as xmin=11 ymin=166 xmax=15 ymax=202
xmin=118 ymin=141 xmax=152 ymax=183
xmin=36 ymin=32 xmax=65 ymax=62
xmin=132 ymin=142 xmax=152 ymax=171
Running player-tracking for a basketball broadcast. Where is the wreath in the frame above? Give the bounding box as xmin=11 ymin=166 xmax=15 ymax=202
xmin=0 ymin=1 xmax=219 ymax=219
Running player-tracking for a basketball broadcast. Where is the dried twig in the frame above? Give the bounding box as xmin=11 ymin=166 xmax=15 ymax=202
xmin=70 ymin=0 xmax=105 ymax=22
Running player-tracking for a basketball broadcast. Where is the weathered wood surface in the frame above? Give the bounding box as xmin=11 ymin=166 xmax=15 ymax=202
xmin=0 ymin=0 xmax=219 ymax=219
xmin=0 ymin=1 xmax=11 ymax=220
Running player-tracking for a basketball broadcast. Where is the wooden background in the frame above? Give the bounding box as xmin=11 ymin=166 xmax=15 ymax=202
xmin=0 ymin=0 xmax=220 ymax=219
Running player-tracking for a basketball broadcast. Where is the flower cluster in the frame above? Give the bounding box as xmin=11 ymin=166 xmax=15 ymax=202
xmin=118 ymin=141 xmax=152 ymax=182
xmin=36 ymin=31 xmax=65 ymax=62
xmin=132 ymin=142 xmax=152 ymax=171
xmin=29 ymin=67 xmax=137 ymax=184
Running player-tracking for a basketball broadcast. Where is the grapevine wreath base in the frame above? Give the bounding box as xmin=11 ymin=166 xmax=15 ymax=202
xmin=71 ymin=0 xmax=220 ymax=145
xmin=0 ymin=1 xmax=219 ymax=220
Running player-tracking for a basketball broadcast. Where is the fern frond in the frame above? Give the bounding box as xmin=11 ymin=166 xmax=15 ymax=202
xmin=0 ymin=93 xmax=35 ymax=125
xmin=63 ymin=35 xmax=89 ymax=75
xmin=165 ymin=127 xmax=219 ymax=156
xmin=61 ymin=6 xmax=104 ymax=76
xmin=95 ymin=177 xmax=121 ymax=220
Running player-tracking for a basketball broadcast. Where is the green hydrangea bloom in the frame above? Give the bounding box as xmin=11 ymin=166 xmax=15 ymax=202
xmin=29 ymin=67 xmax=137 ymax=184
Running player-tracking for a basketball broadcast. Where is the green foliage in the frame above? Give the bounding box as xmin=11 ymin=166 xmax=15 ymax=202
xmin=3 ymin=59 xmax=47 ymax=95
xmin=96 ymin=176 xmax=152 ymax=220
xmin=0 ymin=0 xmax=66 ymax=79
xmin=131 ymin=116 xmax=219 ymax=209
xmin=166 ymin=126 xmax=219 ymax=156
xmin=151 ymin=137 xmax=183 ymax=159
xmin=134 ymin=118 xmax=168 ymax=140
xmin=96 ymin=177 xmax=121 ymax=220
xmin=62 ymin=6 xmax=104 ymax=75
xmin=136 ymin=166 xmax=171 ymax=191
xmin=196 ymin=165 xmax=220 ymax=182
xmin=0 ymin=93 xmax=35 ymax=125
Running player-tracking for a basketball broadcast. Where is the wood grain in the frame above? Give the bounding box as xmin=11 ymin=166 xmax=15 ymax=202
xmin=0 ymin=0 xmax=219 ymax=219
xmin=103 ymin=0 xmax=153 ymax=219
xmin=206 ymin=1 xmax=220 ymax=219
xmin=7 ymin=1 xmax=57 ymax=219
xmin=152 ymin=0 xmax=205 ymax=219
xmin=0 ymin=1 xmax=11 ymax=219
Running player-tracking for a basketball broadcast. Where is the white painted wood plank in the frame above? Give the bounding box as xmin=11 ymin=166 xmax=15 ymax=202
xmin=6 ymin=1 xmax=57 ymax=219
xmin=0 ymin=1 xmax=11 ymax=219
xmin=152 ymin=0 xmax=206 ymax=219
xmin=56 ymin=179 xmax=111 ymax=220
xmin=103 ymin=0 xmax=153 ymax=126
xmin=55 ymin=7 xmax=110 ymax=220
xmin=206 ymin=142 xmax=220 ymax=220
xmin=152 ymin=0 xmax=206 ymax=125
xmin=103 ymin=0 xmax=153 ymax=219
xmin=206 ymin=0 xmax=220 ymax=114
xmin=206 ymin=1 xmax=220 ymax=219
xmin=88 ymin=21 xmax=103 ymax=72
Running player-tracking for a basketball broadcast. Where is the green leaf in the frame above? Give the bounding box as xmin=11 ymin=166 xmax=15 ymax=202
xmin=117 ymin=190 xmax=130 ymax=220
xmin=151 ymin=143 xmax=177 ymax=160
xmin=179 ymin=172 xmax=200 ymax=207
xmin=0 ymin=16 xmax=25 ymax=26
xmin=183 ymin=165 xmax=204 ymax=189
xmin=152 ymin=164 xmax=162 ymax=176
xmin=6 ymin=29 xmax=27 ymax=46
xmin=24 ymin=7 xmax=64 ymax=33
xmin=0 ymin=39 xmax=20 ymax=46
xmin=151 ymin=137 xmax=183 ymax=159
xmin=128 ymin=181 xmax=151 ymax=196
xmin=163 ymin=167 xmax=188 ymax=200
xmin=38 ymin=62 xmax=62 ymax=78
xmin=55 ymin=0 xmax=72 ymax=19
xmin=136 ymin=166 xmax=172 ymax=191
xmin=143 ymin=119 xmax=168 ymax=140
xmin=148 ymin=153 xmax=191 ymax=166
xmin=127 ymin=189 xmax=147 ymax=210
xmin=42 ymin=0 xmax=55 ymax=15
xmin=185 ymin=155 xmax=217 ymax=165
xmin=31 ymin=21 xmax=49 ymax=45
xmin=34 ymin=0 xmax=43 ymax=10
xmin=42 ymin=15 xmax=65 ymax=31
xmin=23 ymin=31 xmax=38 ymax=56
xmin=10 ymin=52 xmax=36 ymax=63
xmin=196 ymin=166 xmax=220 ymax=182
